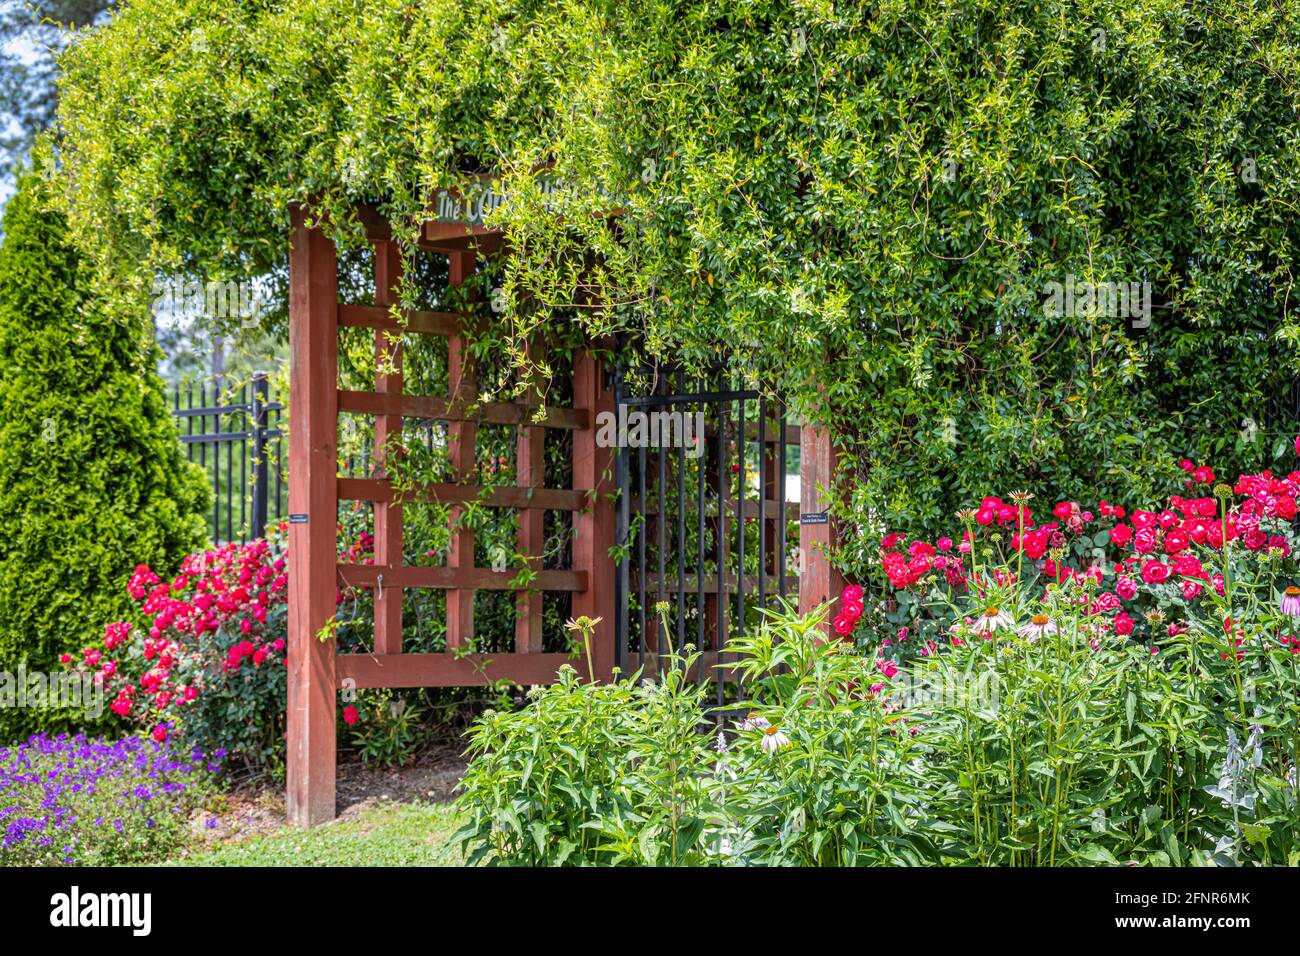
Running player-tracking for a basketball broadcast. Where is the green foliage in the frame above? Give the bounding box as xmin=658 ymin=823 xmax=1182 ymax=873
xmin=346 ymin=690 xmax=429 ymax=769
xmin=455 ymin=600 xmax=1300 ymax=866
xmin=0 ymin=170 xmax=208 ymax=743
xmin=47 ymin=0 xmax=1300 ymax=566
xmin=176 ymin=610 xmax=289 ymax=774
xmin=454 ymin=655 xmax=719 ymax=866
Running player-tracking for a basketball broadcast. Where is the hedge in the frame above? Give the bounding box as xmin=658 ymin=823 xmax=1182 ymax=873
xmin=0 ymin=170 xmax=208 ymax=741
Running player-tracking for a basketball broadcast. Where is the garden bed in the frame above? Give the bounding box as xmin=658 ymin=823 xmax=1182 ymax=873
xmin=184 ymin=742 xmax=468 ymax=850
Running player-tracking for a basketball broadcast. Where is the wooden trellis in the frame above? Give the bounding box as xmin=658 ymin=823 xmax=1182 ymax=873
xmin=285 ymin=197 xmax=842 ymax=825
xmin=285 ymin=205 xmax=615 ymax=826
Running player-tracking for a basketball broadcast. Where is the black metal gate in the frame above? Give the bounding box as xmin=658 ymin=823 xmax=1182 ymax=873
xmin=612 ymin=363 xmax=798 ymax=705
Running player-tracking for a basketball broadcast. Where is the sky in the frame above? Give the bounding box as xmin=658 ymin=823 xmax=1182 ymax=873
xmin=1 ymin=8 xmax=40 ymax=192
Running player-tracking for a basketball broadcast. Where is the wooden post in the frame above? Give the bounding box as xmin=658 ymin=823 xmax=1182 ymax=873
xmin=571 ymin=351 xmax=616 ymax=678
xmin=798 ymin=422 xmax=844 ymax=634
xmin=515 ymin=341 xmax=545 ymax=654
xmin=445 ymin=251 xmax=477 ymax=651
xmin=372 ymin=240 xmax=404 ymax=655
xmin=287 ymin=206 xmax=339 ymax=826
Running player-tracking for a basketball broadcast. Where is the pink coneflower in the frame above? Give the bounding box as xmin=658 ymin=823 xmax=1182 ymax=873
xmin=1281 ymin=586 xmax=1300 ymax=617
xmin=973 ymin=606 xmax=1014 ymax=636
xmin=1018 ymin=613 xmax=1057 ymax=641
xmin=760 ymin=725 xmax=790 ymax=753
xmin=738 ymin=711 xmax=769 ymax=732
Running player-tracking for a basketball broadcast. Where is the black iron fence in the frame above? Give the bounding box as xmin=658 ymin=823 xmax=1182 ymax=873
xmin=612 ymin=362 xmax=800 ymax=709
xmin=172 ymin=372 xmax=287 ymax=544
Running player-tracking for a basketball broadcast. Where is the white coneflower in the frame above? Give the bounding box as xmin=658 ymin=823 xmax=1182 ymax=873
xmin=738 ymin=711 xmax=769 ymax=731
xmin=760 ymin=725 xmax=791 ymax=753
xmin=1018 ymin=613 xmax=1057 ymax=641
xmin=972 ymin=606 xmax=1014 ymax=636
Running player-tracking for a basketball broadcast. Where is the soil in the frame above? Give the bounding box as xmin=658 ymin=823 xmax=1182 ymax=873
xmin=190 ymin=736 xmax=469 ymax=845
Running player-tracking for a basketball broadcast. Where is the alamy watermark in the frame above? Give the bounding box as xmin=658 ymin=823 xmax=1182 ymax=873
xmin=595 ymin=405 xmax=705 ymax=458
xmin=892 ymin=668 xmax=1001 ymax=715
xmin=1043 ymin=274 xmax=1151 ymax=328
xmin=152 ymin=277 xmax=267 ymax=329
xmin=0 ymin=666 xmax=103 ymax=719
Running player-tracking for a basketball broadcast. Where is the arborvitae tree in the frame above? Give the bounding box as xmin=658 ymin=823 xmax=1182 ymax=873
xmin=0 ymin=170 xmax=207 ymax=740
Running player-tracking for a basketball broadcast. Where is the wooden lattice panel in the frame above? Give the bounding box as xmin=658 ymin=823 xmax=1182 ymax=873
xmin=286 ymin=206 xmax=615 ymax=824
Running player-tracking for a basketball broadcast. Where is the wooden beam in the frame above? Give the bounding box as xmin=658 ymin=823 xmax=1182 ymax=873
xmin=337 ymin=390 xmax=588 ymax=430
xmin=286 ymin=206 xmax=339 ymax=827
xmin=338 ymin=303 xmax=462 ymax=338
xmin=337 ymin=477 xmax=587 ymax=511
xmin=571 ymin=350 xmax=616 ymax=679
xmin=446 ymin=251 xmax=477 ymax=652
xmin=372 ymin=240 xmax=404 ymax=656
xmin=337 ymin=652 xmax=570 ymax=688
xmin=798 ymin=423 xmax=844 ymax=634
xmin=516 ymin=341 xmax=545 ymax=654
xmin=338 ymin=563 xmax=586 ymax=592
xmin=337 ymin=650 xmax=736 ymax=688
xmin=617 ymin=650 xmax=740 ymax=682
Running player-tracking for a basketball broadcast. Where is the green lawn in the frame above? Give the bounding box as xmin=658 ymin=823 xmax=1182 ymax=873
xmin=166 ymin=802 xmax=466 ymax=867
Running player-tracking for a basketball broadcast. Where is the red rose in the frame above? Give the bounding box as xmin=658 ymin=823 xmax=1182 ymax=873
xmin=343 ymin=705 xmax=359 ymax=726
xmin=1131 ymin=510 xmax=1157 ymax=529
xmin=1141 ymin=560 xmax=1170 ymax=584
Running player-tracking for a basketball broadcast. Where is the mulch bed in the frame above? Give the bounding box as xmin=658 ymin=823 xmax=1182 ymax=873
xmin=190 ymin=736 xmax=469 ymax=845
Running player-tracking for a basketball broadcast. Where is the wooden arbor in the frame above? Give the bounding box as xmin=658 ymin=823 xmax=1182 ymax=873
xmin=285 ymin=204 xmax=615 ymax=825
xmin=285 ymin=199 xmax=841 ymax=826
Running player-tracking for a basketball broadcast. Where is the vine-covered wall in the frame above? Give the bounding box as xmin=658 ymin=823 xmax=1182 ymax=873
xmin=47 ymin=0 xmax=1300 ymax=579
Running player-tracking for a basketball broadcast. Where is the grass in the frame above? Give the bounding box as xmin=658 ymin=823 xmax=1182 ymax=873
xmin=165 ymin=801 xmax=466 ymax=867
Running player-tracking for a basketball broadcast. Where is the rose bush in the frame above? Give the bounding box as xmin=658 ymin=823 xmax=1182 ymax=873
xmin=63 ymin=516 xmax=507 ymax=774
xmin=846 ymin=451 xmax=1300 ymax=671
xmin=64 ymin=534 xmax=294 ymax=773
